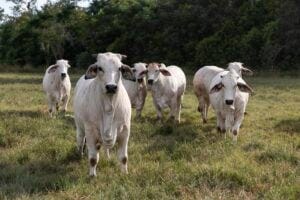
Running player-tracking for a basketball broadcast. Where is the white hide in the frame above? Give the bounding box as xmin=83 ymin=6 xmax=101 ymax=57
xmin=193 ymin=62 xmax=253 ymax=123
xmin=73 ymin=52 xmax=131 ymax=176
xmin=122 ymin=62 xmax=147 ymax=118
xmin=209 ymin=69 xmax=252 ymax=142
xmin=147 ymin=63 xmax=186 ymax=123
xmin=193 ymin=65 xmax=224 ymax=123
xmin=42 ymin=59 xmax=71 ymax=116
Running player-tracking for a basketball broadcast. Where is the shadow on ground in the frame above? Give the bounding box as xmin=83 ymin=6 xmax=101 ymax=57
xmin=0 ymin=110 xmax=44 ymax=119
xmin=145 ymin=116 xmax=224 ymax=161
xmin=0 ymin=156 xmax=79 ymax=199
xmin=0 ymin=77 xmax=42 ymax=85
xmin=274 ymin=118 xmax=300 ymax=135
xmin=0 ymin=110 xmax=75 ymax=125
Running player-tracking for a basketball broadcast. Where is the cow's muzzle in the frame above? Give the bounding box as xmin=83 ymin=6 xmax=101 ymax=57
xmin=105 ymin=84 xmax=117 ymax=94
xmin=61 ymin=73 xmax=67 ymax=79
xmin=148 ymin=79 xmax=153 ymax=85
xmin=225 ymin=100 xmax=234 ymax=105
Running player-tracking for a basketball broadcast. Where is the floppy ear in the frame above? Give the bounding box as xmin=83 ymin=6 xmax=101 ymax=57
xmin=48 ymin=65 xmax=59 ymax=73
xmin=138 ymin=69 xmax=148 ymax=76
xmin=210 ymin=82 xmax=223 ymax=94
xmin=160 ymin=69 xmax=171 ymax=76
xmin=237 ymin=82 xmax=253 ymax=93
xmin=84 ymin=64 xmax=98 ymax=79
xmin=242 ymin=67 xmax=253 ymax=76
xmin=120 ymin=64 xmax=134 ymax=77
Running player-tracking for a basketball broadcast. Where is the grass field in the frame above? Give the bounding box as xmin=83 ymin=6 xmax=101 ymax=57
xmin=0 ymin=72 xmax=299 ymax=199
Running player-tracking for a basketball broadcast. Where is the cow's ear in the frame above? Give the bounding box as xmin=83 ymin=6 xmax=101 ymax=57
xmin=120 ymin=64 xmax=134 ymax=80
xmin=160 ymin=69 xmax=171 ymax=76
xmin=138 ymin=70 xmax=148 ymax=76
xmin=84 ymin=64 xmax=98 ymax=79
xmin=48 ymin=65 xmax=59 ymax=73
xmin=237 ymin=83 xmax=253 ymax=94
xmin=210 ymin=82 xmax=223 ymax=94
xmin=242 ymin=67 xmax=253 ymax=76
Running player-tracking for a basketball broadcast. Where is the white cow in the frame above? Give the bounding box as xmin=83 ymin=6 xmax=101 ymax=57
xmin=193 ymin=66 xmax=223 ymax=123
xmin=42 ymin=59 xmax=71 ymax=116
xmin=122 ymin=62 xmax=147 ymax=118
xmin=209 ymin=69 xmax=253 ymax=142
xmin=146 ymin=63 xmax=186 ymax=123
xmin=193 ymin=62 xmax=253 ymax=123
xmin=73 ymin=52 xmax=132 ymax=177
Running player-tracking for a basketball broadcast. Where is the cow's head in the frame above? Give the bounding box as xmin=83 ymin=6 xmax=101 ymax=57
xmin=146 ymin=63 xmax=171 ymax=85
xmin=227 ymin=62 xmax=253 ymax=77
xmin=48 ymin=59 xmax=70 ymax=80
xmin=133 ymin=62 xmax=147 ymax=83
xmin=85 ymin=52 xmax=132 ymax=94
xmin=210 ymin=69 xmax=253 ymax=107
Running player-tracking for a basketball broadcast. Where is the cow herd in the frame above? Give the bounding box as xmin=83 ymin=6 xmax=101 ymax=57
xmin=42 ymin=52 xmax=253 ymax=176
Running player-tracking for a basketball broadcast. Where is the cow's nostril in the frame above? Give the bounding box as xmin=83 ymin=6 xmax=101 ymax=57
xmin=148 ymin=79 xmax=153 ymax=85
xmin=225 ymin=100 xmax=234 ymax=105
xmin=105 ymin=84 xmax=117 ymax=94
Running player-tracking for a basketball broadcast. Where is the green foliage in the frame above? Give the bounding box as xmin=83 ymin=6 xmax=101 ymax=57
xmin=0 ymin=0 xmax=299 ymax=70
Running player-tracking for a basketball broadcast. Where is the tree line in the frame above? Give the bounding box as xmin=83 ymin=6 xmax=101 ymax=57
xmin=0 ymin=0 xmax=299 ymax=71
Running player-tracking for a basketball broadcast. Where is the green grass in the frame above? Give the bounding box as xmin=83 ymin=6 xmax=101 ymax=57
xmin=0 ymin=72 xmax=299 ymax=199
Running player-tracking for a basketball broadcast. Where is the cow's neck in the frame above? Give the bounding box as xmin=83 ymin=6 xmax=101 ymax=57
xmin=152 ymin=73 xmax=166 ymax=95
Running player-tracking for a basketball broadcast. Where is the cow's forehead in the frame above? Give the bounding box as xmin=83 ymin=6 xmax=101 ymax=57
xmin=97 ymin=54 xmax=121 ymax=69
xmin=223 ymin=72 xmax=238 ymax=85
xmin=147 ymin=63 xmax=159 ymax=71
xmin=134 ymin=63 xmax=147 ymax=71
xmin=56 ymin=60 xmax=68 ymax=67
xmin=229 ymin=62 xmax=243 ymax=68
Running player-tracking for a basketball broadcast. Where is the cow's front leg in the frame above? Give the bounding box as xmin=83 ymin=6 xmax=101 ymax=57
xmin=225 ymin=113 xmax=234 ymax=139
xmin=154 ymin=101 xmax=163 ymax=122
xmin=85 ymin=126 xmax=100 ymax=177
xmin=117 ymin=125 xmax=130 ymax=174
xmin=232 ymin=112 xmax=245 ymax=143
xmin=61 ymin=94 xmax=70 ymax=112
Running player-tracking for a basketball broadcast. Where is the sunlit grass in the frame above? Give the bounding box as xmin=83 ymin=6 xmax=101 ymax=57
xmin=0 ymin=73 xmax=299 ymax=199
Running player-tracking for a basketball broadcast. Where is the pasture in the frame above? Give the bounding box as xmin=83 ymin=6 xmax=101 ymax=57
xmin=0 ymin=72 xmax=299 ymax=199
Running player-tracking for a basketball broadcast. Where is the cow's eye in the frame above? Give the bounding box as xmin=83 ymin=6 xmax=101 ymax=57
xmin=98 ymin=67 xmax=103 ymax=72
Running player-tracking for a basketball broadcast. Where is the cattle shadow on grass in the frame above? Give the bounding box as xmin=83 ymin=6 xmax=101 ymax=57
xmin=0 ymin=77 xmax=42 ymax=85
xmin=0 ymin=158 xmax=79 ymax=199
xmin=0 ymin=110 xmax=44 ymax=119
xmin=274 ymin=118 xmax=300 ymax=135
xmin=145 ymin=118 xmax=224 ymax=161
xmin=0 ymin=110 xmax=76 ymax=127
